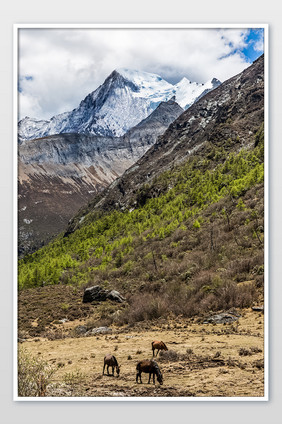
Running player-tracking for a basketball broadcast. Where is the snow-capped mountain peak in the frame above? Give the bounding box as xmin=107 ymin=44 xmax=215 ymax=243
xmin=116 ymin=67 xmax=166 ymax=85
xmin=18 ymin=68 xmax=221 ymax=142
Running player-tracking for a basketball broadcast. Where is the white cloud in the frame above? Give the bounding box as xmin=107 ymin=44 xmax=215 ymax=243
xmin=18 ymin=27 xmax=260 ymax=120
xmin=254 ymin=33 xmax=264 ymax=52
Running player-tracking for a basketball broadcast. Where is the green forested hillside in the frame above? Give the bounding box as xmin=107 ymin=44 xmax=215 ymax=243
xmin=18 ymin=125 xmax=264 ymax=323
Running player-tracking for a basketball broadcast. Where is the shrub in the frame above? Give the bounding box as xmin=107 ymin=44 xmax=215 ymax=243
xmin=126 ymin=293 xmax=169 ymax=323
xmin=18 ymin=347 xmax=56 ymax=397
xmin=193 ymin=219 xmax=201 ymax=229
xmin=63 ymin=369 xmax=86 ymax=386
xmin=159 ymin=349 xmax=180 ymax=362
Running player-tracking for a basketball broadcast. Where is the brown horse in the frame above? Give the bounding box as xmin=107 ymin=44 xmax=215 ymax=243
xmin=136 ymin=359 xmax=163 ymax=385
xmin=103 ymin=354 xmax=120 ymax=377
xmin=152 ymin=340 xmax=168 ymax=357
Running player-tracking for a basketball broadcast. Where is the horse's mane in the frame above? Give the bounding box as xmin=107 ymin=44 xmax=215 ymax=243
xmin=112 ymin=355 xmax=118 ymax=366
xmin=152 ymin=360 xmax=162 ymax=378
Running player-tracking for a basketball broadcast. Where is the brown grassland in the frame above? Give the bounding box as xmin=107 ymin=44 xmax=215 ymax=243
xmin=19 ymin=307 xmax=264 ymax=398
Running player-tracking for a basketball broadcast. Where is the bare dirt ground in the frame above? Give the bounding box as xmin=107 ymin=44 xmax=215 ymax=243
xmin=19 ymin=308 xmax=265 ymax=398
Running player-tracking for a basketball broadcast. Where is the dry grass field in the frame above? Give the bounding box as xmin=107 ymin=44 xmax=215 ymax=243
xmin=19 ymin=308 xmax=264 ymax=398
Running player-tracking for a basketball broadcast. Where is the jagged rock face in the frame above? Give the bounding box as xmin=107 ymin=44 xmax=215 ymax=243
xmin=67 ymin=55 xmax=264 ymax=227
xmin=18 ymin=68 xmax=220 ymax=142
xmin=18 ymin=100 xmax=184 ymax=255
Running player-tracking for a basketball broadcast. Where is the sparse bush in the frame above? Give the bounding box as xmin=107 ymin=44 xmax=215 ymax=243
xmin=60 ymin=302 xmax=70 ymax=311
xmin=18 ymin=347 xmax=56 ymax=397
xmin=239 ymin=347 xmax=251 ymax=356
xmin=250 ymin=346 xmax=262 ymax=354
xmin=126 ymin=293 xmax=169 ymax=323
xmin=159 ymin=349 xmax=180 ymax=362
xmin=63 ymin=369 xmax=86 ymax=386
xmin=44 ymin=329 xmax=67 ymax=341
xmin=253 ymin=359 xmax=264 ymax=369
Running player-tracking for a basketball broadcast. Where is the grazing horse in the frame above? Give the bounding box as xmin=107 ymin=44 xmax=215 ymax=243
xmin=136 ymin=359 xmax=163 ymax=385
xmin=103 ymin=354 xmax=120 ymax=377
xmin=152 ymin=340 xmax=168 ymax=357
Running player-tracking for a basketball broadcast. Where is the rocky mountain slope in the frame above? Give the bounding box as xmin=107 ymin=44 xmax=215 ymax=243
xmin=18 ymin=68 xmax=220 ymax=142
xmin=18 ymin=99 xmax=183 ymax=255
xmin=19 ymin=55 xmax=264 ymax=327
xmin=66 ymin=55 xmax=264 ymax=230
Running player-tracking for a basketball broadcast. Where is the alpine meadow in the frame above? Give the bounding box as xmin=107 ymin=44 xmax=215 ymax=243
xmin=17 ymin=29 xmax=266 ymax=399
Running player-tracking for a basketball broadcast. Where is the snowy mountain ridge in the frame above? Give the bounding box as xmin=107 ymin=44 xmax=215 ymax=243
xmin=18 ymin=68 xmax=221 ymax=142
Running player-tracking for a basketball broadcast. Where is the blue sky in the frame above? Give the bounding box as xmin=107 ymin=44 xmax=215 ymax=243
xmin=18 ymin=27 xmax=264 ymax=120
xmin=239 ymin=29 xmax=264 ymax=62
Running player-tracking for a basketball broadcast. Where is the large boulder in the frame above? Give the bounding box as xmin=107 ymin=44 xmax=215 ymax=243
xmin=82 ymin=285 xmax=125 ymax=303
xmin=83 ymin=286 xmax=108 ymax=303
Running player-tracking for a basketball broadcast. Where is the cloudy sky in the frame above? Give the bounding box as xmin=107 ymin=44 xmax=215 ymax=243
xmin=18 ymin=26 xmax=264 ymax=121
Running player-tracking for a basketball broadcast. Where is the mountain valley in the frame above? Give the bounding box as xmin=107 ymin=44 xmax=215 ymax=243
xmin=18 ymin=98 xmax=183 ymax=254
xmin=17 ymin=55 xmax=265 ymax=399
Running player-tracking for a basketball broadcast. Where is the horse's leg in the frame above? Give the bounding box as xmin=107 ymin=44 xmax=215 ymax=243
xmin=103 ymin=363 xmax=105 ymax=375
xmin=152 ymin=348 xmax=155 ymax=357
xmin=156 ymin=349 xmax=159 ymax=357
xmin=112 ymin=366 xmax=114 ymax=376
xmin=107 ymin=365 xmax=110 ymax=375
xmin=148 ymin=373 xmax=151 ymax=384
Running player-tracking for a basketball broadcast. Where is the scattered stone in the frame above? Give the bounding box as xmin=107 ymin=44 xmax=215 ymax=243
xmin=82 ymin=285 xmax=125 ymax=303
xmin=107 ymin=290 xmax=126 ymax=303
xmin=74 ymin=325 xmax=87 ymax=335
xmin=86 ymin=326 xmax=112 ymax=336
xmin=203 ymin=312 xmax=240 ymax=324
xmin=252 ymin=306 xmax=264 ymax=313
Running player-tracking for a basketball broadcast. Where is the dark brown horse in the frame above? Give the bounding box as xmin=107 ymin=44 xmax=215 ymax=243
xmin=103 ymin=354 xmax=120 ymax=377
xmin=152 ymin=340 xmax=168 ymax=357
xmin=136 ymin=359 xmax=163 ymax=385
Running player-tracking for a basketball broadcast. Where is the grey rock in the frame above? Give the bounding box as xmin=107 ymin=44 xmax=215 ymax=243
xmin=252 ymin=306 xmax=264 ymax=312
xmin=86 ymin=326 xmax=112 ymax=336
xmin=203 ymin=312 xmax=240 ymax=324
xmin=74 ymin=325 xmax=87 ymax=335
xmin=106 ymin=290 xmax=126 ymax=303
xmin=83 ymin=285 xmax=108 ymax=303
xmin=82 ymin=285 xmax=126 ymax=304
